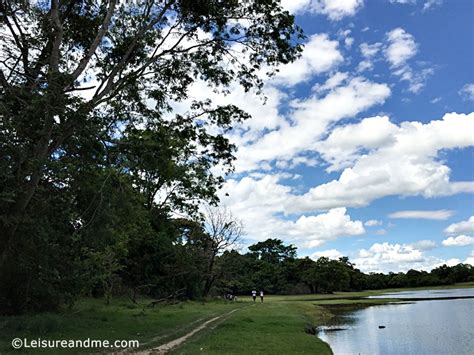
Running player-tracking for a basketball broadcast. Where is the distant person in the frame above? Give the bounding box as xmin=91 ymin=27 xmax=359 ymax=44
xmin=252 ymin=290 xmax=257 ymax=302
xmin=260 ymin=290 xmax=264 ymax=303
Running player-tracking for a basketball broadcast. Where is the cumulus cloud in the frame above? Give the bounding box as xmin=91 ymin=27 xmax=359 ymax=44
xmin=385 ymin=28 xmax=418 ymax=67
xmin=444 ymin=216 xmax=474 ymax=235
xmin=311 ymin=249 xmax=343 ymax=260
xmin=282 ymin=0 xmax=364 ymax=20
xmin=280 ymin=0 xmax=312 ymax=13
xmin=312 ymin=0 xmax=364 ymax=20
xmin=289 ymin=208 xmax=365 ymax=247
xmin=235 ymin=76 xmax=390 ymax=172
xmin=315 ymin=115 xmax=398 ymax=172
xmin=354 ymin=242 xmax=459 ymax=273
xmin=442 ymin=235 xmax=474 ymax=247
xmin=220 ymin=176 xmax=365 ymax=248
xmin=292 ymin=112 xmax=474 ymax=212
xmin=354 ymin=242 xmax=424 ymax=272
xmin=389 ymin=210 xmax=454 ymax=220
xmin=273 ymin=34 xmax=343 ymax=86
xmin=459 ymin=84 xmax=474 ymax=101
xmin=222 ymin=112 xmax=474 ymax=246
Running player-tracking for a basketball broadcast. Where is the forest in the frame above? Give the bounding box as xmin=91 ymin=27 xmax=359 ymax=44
xmin=1 ymin=0 xmax=473 ymax=317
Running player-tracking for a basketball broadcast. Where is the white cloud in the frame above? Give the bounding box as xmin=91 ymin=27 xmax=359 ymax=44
xmin=357 ymin=60 xmax=373 ymax=72
xmin=220 ymin=177 xmax=364 ymax=248
xmin=311 ymin=249 xmax=343 ymax=260
xmin=316 ymin=115 xmax=398 ymax=172
xmin=409 ymin=239 xmax=437 ymax=250
xmin=293 ymin=113 xmax=474 ymax=212
xmin=313 ymin=72 xmax=349 ymax=93
xmin=344 ymin=37 xmax=354 ymax=49
xmin=365 ymin=219 xmax=382 ymax=226
xmin=422 ymin=0 xmax=443 ymax=12
xmin=389 ymin=0 xmax=416 ymax=3
xmin=459 ymin=83 xmax=474 ymax=101
xmin=397 ymin=66 xmax=434 ymax=93
xmin=360 ymin=42 xmax=383 ymax=58
xmin=354 ymin=242 xmax=424 ymax=272
xmin=235 ymin=76 xmax=390 ymax=172
xmin=442 ymin=235 xmax=474 ymax=247
xmin=281 ymin=0 xmax=364 ymax=20
xmin=354 ymin=241 xmax=460 ymax=273
xmin=389 ymin=210 xmax=454 ymax=220
xmin=290 ymin=208 xmax=365 ymax=247
xmin=384 ymin=28 xmax=432 ymax=93
xmin=280 ymin=0 xmax=312 ymax=13
xmin=465 ymin=251 xmax=474 ymax=266
xmin=273 ymin=34 xmax=343 ymax=86
xmin=385 ymin=28 xmax=418 ymax=67
xmin=444 ymin=216 xmax=474 ymax=235
xmin=357 ymin=42 xmax=383 ymax=72
xmin=312 ymin=0 xmax=364 ymax=21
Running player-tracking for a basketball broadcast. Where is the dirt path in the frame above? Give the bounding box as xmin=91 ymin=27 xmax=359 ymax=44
xmin=134 ymin=308 xmax=240 ymax=354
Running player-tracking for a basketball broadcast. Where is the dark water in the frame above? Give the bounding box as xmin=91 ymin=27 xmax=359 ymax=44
xmin=318 ymin=288 xmax=474 ymax=355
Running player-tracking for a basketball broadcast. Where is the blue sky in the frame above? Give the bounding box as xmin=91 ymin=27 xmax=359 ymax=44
xmin=182 ymin=0 xmax=474 ymax=272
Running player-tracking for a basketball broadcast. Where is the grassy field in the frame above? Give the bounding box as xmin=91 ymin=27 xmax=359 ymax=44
xmin=1 ymin=282 xmax=473 ymax=354
xmin=170 ymin=300 xmax=332 ymax=355
xmin=0 ymin=299 xmax=241 ymax=354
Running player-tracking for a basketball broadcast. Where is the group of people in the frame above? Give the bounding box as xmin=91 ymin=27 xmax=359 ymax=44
xmin=251 ymin=290 xmax=264 ymax=302
xmin=223 ymin=290 xmax=265 ymax=302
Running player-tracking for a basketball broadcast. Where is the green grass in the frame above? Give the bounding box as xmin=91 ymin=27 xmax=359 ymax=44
xmin=170 ymin=300 xmax=332 ymax=355
xmin=1 ymin=282 xmax=473 ymax=354
xmin=0 ymin=298 xmax=241 ymax=354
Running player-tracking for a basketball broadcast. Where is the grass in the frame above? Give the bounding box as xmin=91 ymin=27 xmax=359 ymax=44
xmin=1 ymin=282 xmax=473 ymax=354
xmin=170 ymin=300 xmax=332 ymax=355
xmin=0 ymin=298 xmax=241 ymax=354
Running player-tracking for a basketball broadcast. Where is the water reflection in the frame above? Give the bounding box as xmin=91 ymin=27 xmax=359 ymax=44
xmin=318 ymin=288 xmax=474 ymax=355
xmin=368 ymin=287 xmax=474 ymax=299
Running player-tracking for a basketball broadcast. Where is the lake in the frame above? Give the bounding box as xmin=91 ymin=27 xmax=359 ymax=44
xmin=318 ymin=288 xmax=474 ymax=355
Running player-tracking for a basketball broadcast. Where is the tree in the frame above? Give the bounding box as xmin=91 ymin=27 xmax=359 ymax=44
xmin=0 ymin=0 xmax=303 ymax=314
xmin=0 ymin=0 xmax=303 ymax=237
xmin=201 ymin=206 xmax=243 ymax=297
xmin=248 ymin=238 xmax=297 ymax=264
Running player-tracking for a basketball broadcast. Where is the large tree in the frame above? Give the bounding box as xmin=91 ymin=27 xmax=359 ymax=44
xmin=0 ymin=0 xmax=303 ymax=313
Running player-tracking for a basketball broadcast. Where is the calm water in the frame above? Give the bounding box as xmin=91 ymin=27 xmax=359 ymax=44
xmin=318 ymin=288 xmax=474 ymax=355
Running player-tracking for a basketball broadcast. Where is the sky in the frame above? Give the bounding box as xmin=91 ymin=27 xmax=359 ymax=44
xmin=198 ymin=0 xmax=474 ymax=273
xmin=162 ymin=0 xmax=474 ymax=273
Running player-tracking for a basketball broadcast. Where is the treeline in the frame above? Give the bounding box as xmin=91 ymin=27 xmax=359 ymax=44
xmin=213 ymin=238 xmax=474 ymax=295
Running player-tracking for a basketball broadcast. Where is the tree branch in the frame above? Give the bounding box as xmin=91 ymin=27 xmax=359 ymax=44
xmin=68 ymin=0 xmax=117 ymax=86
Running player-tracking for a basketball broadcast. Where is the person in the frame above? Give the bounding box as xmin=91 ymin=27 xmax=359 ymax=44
xmin=251 ymin=290 xmax=257 ymax=302
xmin=260 ymin=290 xmax=264 ymax=303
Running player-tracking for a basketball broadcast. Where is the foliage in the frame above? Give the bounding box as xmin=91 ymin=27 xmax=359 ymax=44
xmin=214 ymin=238 xmax=474 ymax=296
xmin=0 ymin=0 xmax=302 ymax=314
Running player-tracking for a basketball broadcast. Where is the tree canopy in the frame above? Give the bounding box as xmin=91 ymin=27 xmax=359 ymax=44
xmin=0 ymin=0 xmax=303 ymax=314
